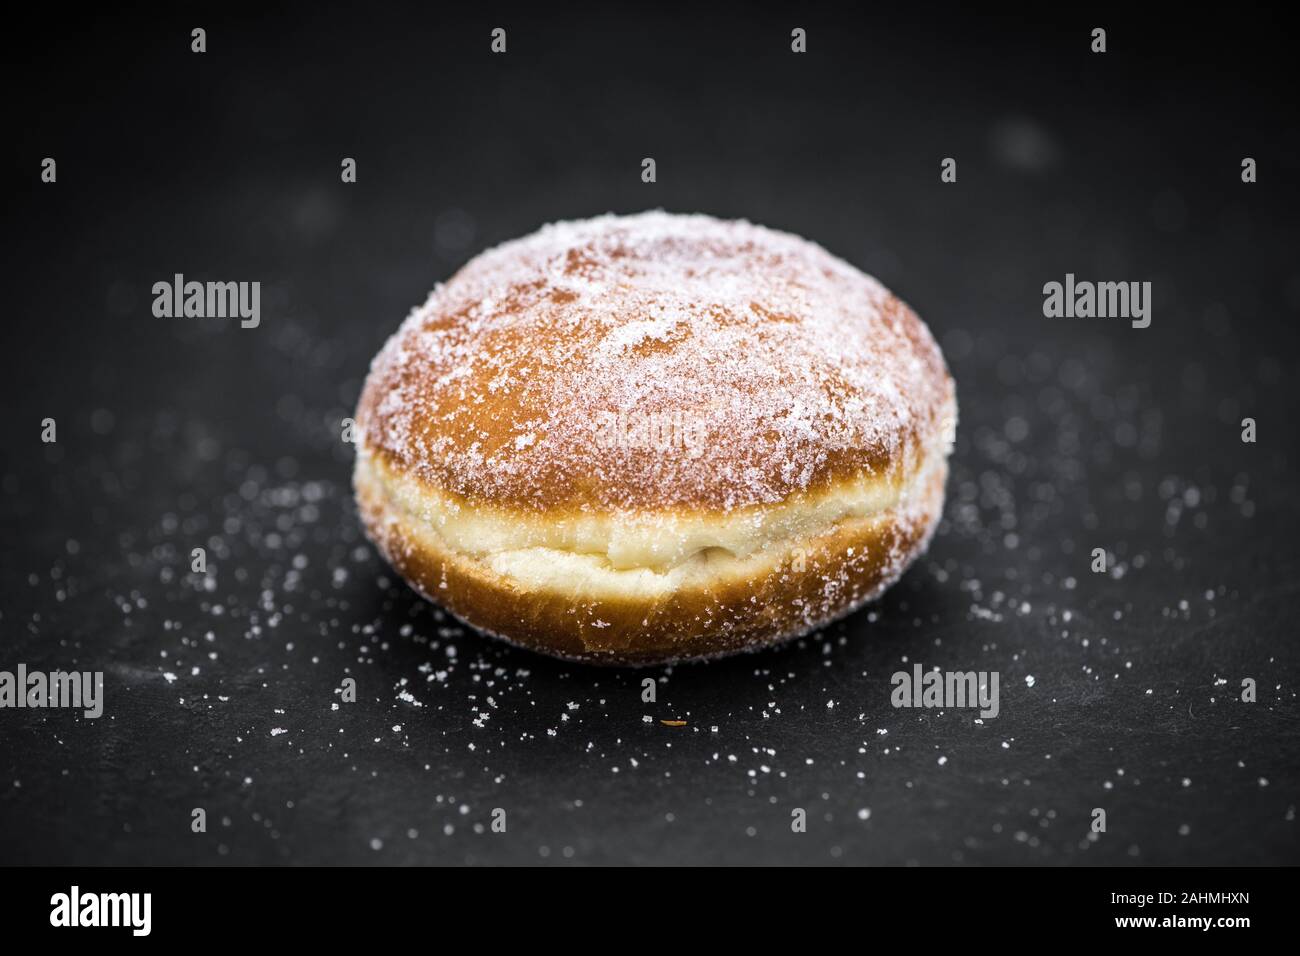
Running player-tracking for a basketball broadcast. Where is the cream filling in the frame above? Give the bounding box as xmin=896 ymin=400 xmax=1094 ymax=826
xmin=360 ymin=445 xmax=944 ymax=599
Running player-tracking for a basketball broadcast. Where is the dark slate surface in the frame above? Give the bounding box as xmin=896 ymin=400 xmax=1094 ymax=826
xmin=1 ymin=6 xmax=1297 ymax=865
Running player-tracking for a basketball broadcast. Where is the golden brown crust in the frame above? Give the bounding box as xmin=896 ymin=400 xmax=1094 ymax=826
xmin=355 ymin=212 xmax=954 ymax=514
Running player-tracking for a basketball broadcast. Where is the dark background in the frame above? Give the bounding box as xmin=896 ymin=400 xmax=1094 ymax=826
xmin=1 ymin=3 xmax=1297 ymax=865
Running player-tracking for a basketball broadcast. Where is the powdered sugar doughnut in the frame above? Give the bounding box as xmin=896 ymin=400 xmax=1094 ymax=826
xmin=354 ymin=211 xmax=956 ymax=665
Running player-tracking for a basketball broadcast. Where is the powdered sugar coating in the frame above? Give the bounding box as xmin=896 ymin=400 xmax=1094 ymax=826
xmin=357 ymin=211 xmax=954 ymax=514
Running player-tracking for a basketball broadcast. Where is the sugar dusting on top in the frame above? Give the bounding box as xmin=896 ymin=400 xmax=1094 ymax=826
xmin=358 ymin=211 xmax=953 ymax=512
